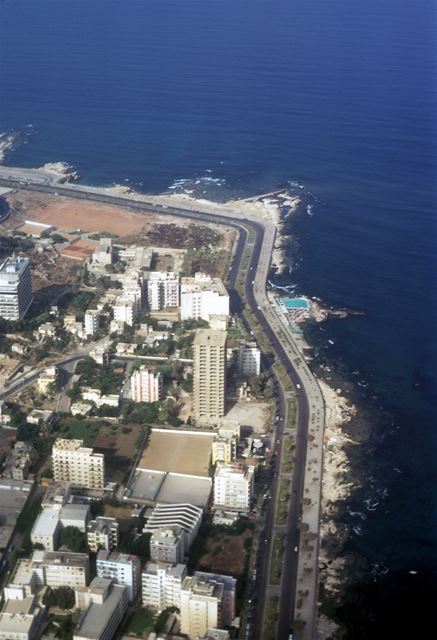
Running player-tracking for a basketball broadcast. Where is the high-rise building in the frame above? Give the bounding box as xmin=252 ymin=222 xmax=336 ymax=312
xmin=0 ymin=256 xmax=33 ymax=321
xmin=141 ymin=561 xmax=187 ymax=610
xmin=194 ymin=572 xmax=236 ymax=627
xmin=96 ymin=550 xmax=141 ymax=602
xmin=180 ymin=576 xmax=224 ymax=639
xmin=180 ymin=273 xmax=229 ymax=322
xmin=130 ymin=366 xmax=163 ymax=403
xmin=52 ymin=439 xmax=105 ymax=489
xmin=87 ymin=517 xmax=119 ymax=552
xmin=84 ymin=310 xmax=100 ymax=337
xmin=193 ymin=329 xmax=227 ymax=424
xmin=237 ymin=341 xmax=261 ymax=378
xmin=143 ymin=503 xmax=202 ymax=553
xmin=147 ymin=271 xmax=179 ymax=312
xmin=213 ymin=464 xmax=254 ymax=513
xmin=150 ymin=527 xmax=185 ymax=564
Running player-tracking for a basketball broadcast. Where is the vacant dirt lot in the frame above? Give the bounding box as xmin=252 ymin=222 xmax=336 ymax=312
xmin=93 ymin=423 xmax=145 ymax=459
xmin=197 ymin=528 xmax=252 ymax=577
xmin=138 ymin=429 xmax=214 ymax=477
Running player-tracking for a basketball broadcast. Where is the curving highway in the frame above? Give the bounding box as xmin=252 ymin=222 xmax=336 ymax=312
xmin=0 ymin=170 xmax=325 ymax=639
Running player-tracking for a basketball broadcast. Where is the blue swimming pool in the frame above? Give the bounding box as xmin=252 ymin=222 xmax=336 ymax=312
xmin=281 ymin=298 xmax=310 ymax=310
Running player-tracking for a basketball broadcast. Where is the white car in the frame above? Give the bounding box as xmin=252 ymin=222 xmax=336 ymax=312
xmin=296 ymin=383 xmax=301 ymax=389
xmin=294 ymin=546 xmax=298 ymax=552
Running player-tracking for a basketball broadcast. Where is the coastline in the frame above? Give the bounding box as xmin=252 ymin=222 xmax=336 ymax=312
xmin=1 ymin=163 xmax=373 ymax=636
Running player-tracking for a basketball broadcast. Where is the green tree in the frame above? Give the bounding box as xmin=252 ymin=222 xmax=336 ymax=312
xmin=60 ymin=526 xmax=86 ymax=552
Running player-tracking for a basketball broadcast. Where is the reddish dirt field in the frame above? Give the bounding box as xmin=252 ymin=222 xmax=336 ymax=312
xmin=58 ymin=239 xmax=96 ymax=260
xmin=29 ymin=199 xmax=152 ymax=237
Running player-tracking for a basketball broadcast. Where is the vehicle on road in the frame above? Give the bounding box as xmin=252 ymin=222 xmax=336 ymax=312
xmin=294 ymin=546 xmax=298 ymax=552
xmin=296 ymin=383 xmax=301 ymax=389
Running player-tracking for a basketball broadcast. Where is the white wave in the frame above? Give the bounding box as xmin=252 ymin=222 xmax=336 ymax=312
xmin=352 ymin=524 xmax=364 ymax=536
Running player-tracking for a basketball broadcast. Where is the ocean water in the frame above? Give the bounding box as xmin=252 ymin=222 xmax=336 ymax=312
xmin=1 ymin=0 xmax=436 ymax=636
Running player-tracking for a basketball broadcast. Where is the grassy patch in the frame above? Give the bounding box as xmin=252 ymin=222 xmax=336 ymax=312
xmin=269 ymin=534 xmax=285 ymax=586
xmin=262 ymin=596 xmax=279 ymax=640
xmin=276 ymin=479 xmax=291 ymax=525
xmin=280 ymin=435 xmax=295 ymax=474
xmin=288 ymin=398 xmax=297 ymax=428
xmin=53 ymin=418 xmax=101 ymax=446
xmin=124 ymin=607 xmax=155 ymax=636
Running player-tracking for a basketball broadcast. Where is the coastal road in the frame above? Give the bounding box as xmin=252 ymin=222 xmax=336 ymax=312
xmin=0 ymin=170 xmax=324 ymax=639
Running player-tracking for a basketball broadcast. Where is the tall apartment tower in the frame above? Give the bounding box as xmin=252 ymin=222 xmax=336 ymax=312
xmin=52 ymin=439 xmax=105 ymax=489
xmin=180 ymin=575 xmax=224 ymax=638
xmin=0 ymin=256 xmax=33 ymax=320
xmin=130 ymin=366 xmax=163 ymax=403
xmin=193 ymin=329 xmax=227 ymax=424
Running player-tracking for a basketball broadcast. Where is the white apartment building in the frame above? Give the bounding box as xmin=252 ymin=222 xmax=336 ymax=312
xmin=52 ymin=439 xmax=105 ymax=489
xmin=84 ymin=309 xmax=100 ymax=336
xmin=150 ymin=527 xmax=185 ymax=564
xmin=237 ymin=341 xmax=261 ymax=378
xmin=39 ymin=551 xmax=90 ymax=588
xmin=113 ymin=296 xmax=138 ymax=327
xmin=87 ymin=517 xmax=119 ymax=552
xmin=141 ymin=561 xmax=187 ymax=611
xmin=147 ymin=271 xmax=179 ymax=312
xmin=180 ymin=273 xmax=229 ymax=322
xmin=74 ymin=578 xmax=128 ymax=640
xmin=10 ymin=550 xmax=90 ymax=591
xmin=213 ymin=464 xmax=254 ymax=513
xmin=0 ymin=256 xmax=33 ymax=321
xmin=143 ymin=503 xmax=202 ymax=552
xmin=96 ymin=550 xmax=141 ymax=602
xmin=180 ymin=576 xmax=224 ymax=639
xmin=130 ymin=366 xmax=163 ymax=403
xmin=194 ymin=572 xmax=236 ymax=627
xmin=193 ymin=329 xmax=227 ymax=424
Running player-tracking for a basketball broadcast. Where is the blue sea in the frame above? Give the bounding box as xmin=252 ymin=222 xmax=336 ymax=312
xmin=1 ymin=0 xmax=436 ymax=635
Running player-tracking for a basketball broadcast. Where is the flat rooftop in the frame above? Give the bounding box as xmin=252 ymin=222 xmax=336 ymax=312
xmin=128 ymin=469 xmax=211 ymax=508
xmin=138 ymin=428 xmax=214 ymax=477
xmin=74 ymin=582 xmax=126 ymax=639
xmin=0 ymin=479 xmax=33 ymax=550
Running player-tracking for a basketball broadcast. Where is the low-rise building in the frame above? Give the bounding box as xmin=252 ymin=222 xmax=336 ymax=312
xmin=34 ymin=321 xmax=57 ymax=341
xmin=37 ymin=366 xmax=59 ymax=394
xmin=141 ymin=561 xmax=187 ymax=610
xmin=87 ymin=517 xmax=119 ymax=552
xmin=41 ymin=481 xmax=72 ymax=510
xmin=71 ymin=402 xmax=93 ymax=417
xmin=59 ymin=503 xmax=90 ymax=532
xmin=96 ymin=550 xmax=141 ymax=602
xmin=74 ymin=578 xmax=128 ymax=640
xmin=0 ymin=594 xmax=45 ymax=640
xmin=30 ymin=507 xmax=61 ymax=551
xmin=92 ymin=238 xmax=114 ymax=266
xmin=26 ymin=409 xmax=54 ymax=425
xmin=1 ymin=441 xmax=32 ymax=480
